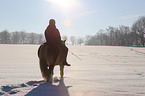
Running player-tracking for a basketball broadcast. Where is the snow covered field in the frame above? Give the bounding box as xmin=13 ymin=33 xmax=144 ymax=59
xmin=0 ymin=45 xmax=145 ymax=96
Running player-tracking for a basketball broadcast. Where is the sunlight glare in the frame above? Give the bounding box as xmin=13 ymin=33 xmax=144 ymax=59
xmin=64 ymin=19 xmax=72 ymax=26
xmin=46 ymin=0 xmax=74 ymax=9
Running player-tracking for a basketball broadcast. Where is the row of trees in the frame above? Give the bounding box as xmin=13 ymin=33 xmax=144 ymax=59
xmin=0 ymin=30 xmax=44 ymax=44
xmin=0 ymin=30 xmax=84 ymax=45
xmin=0 ymin=16 xmax=145 ymax=46
xmin=62 ymin=36 xmax=84 ymax=45
xmin=85 ymin=16 xmax=145 ymax=46
xmin=61 ymin=16 xmax=145 ymax=46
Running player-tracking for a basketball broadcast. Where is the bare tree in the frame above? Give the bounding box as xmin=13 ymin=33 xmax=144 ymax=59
xmin=38 ymin=34 xmax=44 ymax=44
xmin=97 ymin=29 xmax=105 ymax=45
xmin=76 ymin=37 xmax=84 ymax=45
xmin=118 ymin=25 xmax=131 ymax=46
xmin=70 ymin=36 xmax=76 ymax=45
xmin=106 ymin=26 xmax=116 ymax=45
xmin=11 ymin=31 xmax=20 ymax=44
xmin=84 ymin=35 xmax=92 ymax=45
xmin=29 ymin=33 xmax=36 ymax=44
xmin=84 ymin=35 xmax=99 ymax=45
xmin=0 ymin=30 xmax=10 ymax=44
xmin=19 ymin=31 xmax=26 ymax=44
xmin=132 ymin=16 xmax=145 ymax=46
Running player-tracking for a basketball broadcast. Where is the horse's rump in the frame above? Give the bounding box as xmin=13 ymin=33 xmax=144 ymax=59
xmin=38 ymin=43 xmax=59 ymax=67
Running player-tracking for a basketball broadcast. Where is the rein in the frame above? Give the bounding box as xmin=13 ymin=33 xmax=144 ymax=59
xmin=69 ymin=50 xmax=82 ymax=60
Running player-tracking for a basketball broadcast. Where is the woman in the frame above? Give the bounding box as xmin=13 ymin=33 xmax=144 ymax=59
xmin=45 ymin=19 xmax=70 ymax=66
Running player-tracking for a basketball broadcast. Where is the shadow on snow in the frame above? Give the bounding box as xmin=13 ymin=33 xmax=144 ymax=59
xmin=0 ymin=79 xmax=72 ymax=96
xmin=25 ymin=80 xmax=71 ymax=96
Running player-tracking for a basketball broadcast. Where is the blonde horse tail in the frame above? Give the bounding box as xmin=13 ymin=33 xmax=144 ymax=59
xmin=38 ymin=44 xmax=50 ymax=81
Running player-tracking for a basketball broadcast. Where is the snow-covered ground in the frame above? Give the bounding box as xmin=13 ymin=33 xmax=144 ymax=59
xmin=0 ymin=45 xmax=145 ymax=96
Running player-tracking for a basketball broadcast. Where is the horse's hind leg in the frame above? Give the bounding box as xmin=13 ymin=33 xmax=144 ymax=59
xmin=39 ymin=59 xmax=49 ymax=82
xmin=60 ymin=65 xmax=64 ymax=79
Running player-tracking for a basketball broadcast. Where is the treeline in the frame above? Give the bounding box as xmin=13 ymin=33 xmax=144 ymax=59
xmin=0 ymin=30 xmax=84 ymax=45
xmin=0 ymin=30 xmax=85 ymax=45
xmin=0 ymin=30 xmax=44 ymax=44
xmin=84 ymin=16 xmax=145 ymax=46
xmin=0 ymin=16 xmax=145 ymax=46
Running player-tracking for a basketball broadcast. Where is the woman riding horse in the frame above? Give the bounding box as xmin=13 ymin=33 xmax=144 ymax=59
xmin=45 ymin=19 xmax=70 ymax=66
xmin=38 ymin=19 xmax=70 ymax=82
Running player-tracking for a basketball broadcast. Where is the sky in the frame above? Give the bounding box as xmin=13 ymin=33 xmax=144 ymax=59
xmin=0 ymin=0 xmax=145 ymax=37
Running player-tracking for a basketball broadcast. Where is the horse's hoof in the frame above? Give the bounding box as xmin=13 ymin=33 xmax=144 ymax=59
xmin=46 ymin=80 xmax=52 ymax=82
xmin=65 ymin=64 xmax=71 ymax=66
xmin=54 ymin=77 xmax=60 ymax=82
xmin=45 ymin=78 xmax=53 ymax=82
xmin=64 ymin=62 xmax=71 ymax=66
xmin=60 ymin=78 xmax=64 ymax=81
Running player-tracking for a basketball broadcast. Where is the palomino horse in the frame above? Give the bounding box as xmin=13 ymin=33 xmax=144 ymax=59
xmin=38 ymin=40 xmax=66 ymax=82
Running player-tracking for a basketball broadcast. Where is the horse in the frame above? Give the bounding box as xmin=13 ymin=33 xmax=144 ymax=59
xmin=38 ymin=40 xmax=66 ymax=82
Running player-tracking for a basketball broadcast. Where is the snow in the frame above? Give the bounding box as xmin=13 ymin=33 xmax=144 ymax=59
xmin=0 ymin=45 xmax=145 ymax=96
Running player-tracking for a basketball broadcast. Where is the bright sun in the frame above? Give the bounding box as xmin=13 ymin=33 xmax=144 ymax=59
xmin=45 ymin=0 xmax=80 ymax=26
xmin=46 ymin=0 xmax=74 ymax=9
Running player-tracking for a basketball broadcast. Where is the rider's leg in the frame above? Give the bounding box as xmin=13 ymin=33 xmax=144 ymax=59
xmin=63 ymin=46 xmax=71 ymax=66
xmin=60 ymin=44 xmax=71 ymax=66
